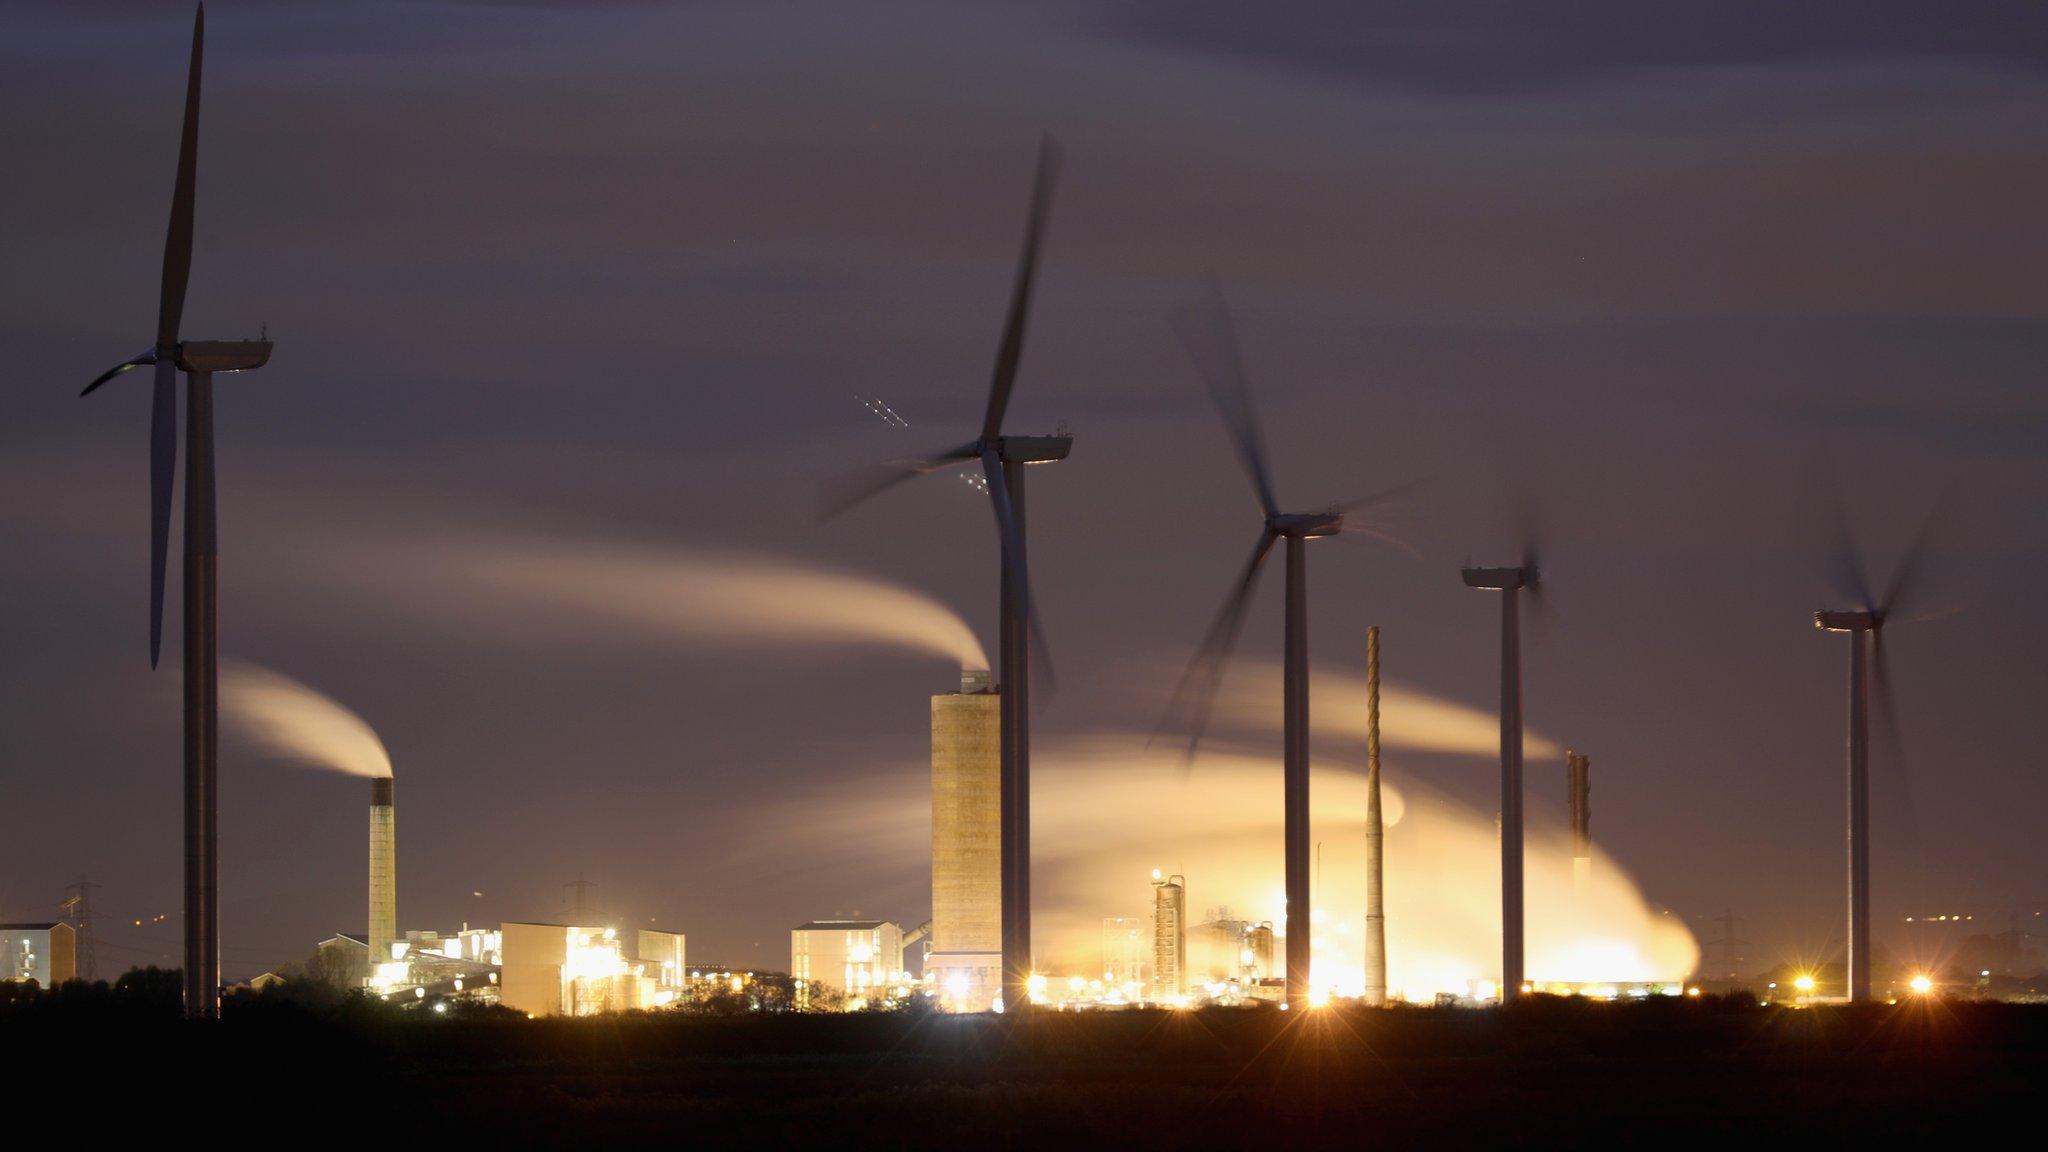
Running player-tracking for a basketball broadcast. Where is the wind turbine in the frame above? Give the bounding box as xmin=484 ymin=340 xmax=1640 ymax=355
xmin=824 ymin=137 xmax=1065 ymax=1011
xmin=1461 ymin=539 xmax=1539 ymax=1004
xmin=1161 ymin=293 xmax=1412 ymax=1011
xmin=1812 ymin=485 xmax=1946 ymax=1003
xmin=78 ymin=3 xmax=272 ymax=1020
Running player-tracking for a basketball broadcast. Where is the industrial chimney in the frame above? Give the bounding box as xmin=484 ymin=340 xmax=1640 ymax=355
xmin=1566 ymin=751 xmax=1591 ymax=891
xmin=369 ymin=776 xmax=396 ymax=971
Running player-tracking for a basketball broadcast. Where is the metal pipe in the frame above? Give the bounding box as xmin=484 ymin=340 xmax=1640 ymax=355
xmin=1283 ymin=535 xmax=1310 ymax=1009
xmin=1364 ymin=625 xmax=1387 ymax=1006
xmin=1500 ymin=586 xmax=1524 ymax=1004
xmin=1847 ymin=630 xmax=1870 ymax=1002
xmin=999 ymin=460 xmax=1031 ymax=1011
xmin=183 ymin=369 xmax=218 ymax=1019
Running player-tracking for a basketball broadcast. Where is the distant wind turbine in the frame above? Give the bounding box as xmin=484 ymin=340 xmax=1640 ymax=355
xmin=825 ymin=136 xmax=1066 ymax=1011
xmin=78 ymin=3 xmax=273 ymax=1020
xmin=1160 ymin=289 xmax=1415 ymax=1011
xmin=1812 ymin=478 xmax=1950 ymax=1003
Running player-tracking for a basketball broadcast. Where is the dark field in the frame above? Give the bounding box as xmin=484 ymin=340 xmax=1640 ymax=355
xmin=22 ymin=992 xmax=2047 ymax=1146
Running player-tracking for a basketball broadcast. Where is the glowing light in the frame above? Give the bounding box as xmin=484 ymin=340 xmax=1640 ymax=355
xmin=1793 ymin=975 xmax=1816 ymax=994
xmin=1307 ymin=987 xmax=1331 ymax=1009
xmin=1909 ymin=975 xmax=1933 ymax=995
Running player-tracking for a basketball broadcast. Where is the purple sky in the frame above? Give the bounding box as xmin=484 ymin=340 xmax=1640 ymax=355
xmin=2 ymin=1 xmax=2044 ymax=980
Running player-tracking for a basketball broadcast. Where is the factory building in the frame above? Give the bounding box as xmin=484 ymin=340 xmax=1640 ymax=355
xmin=1101 ymin=917 xmax=1146 ymax=990
xmin=498 ymin=922 xmax=686 ymax=1016
xmin=1152 ymin=872 xmax=1186 ymax=1001
xmin=791 ymin=919 xmax=906 ymax=1008
xmin=1187 ymin=912 xmax=1278 ymax=984
xmin=2 ymin=922 xmax=76 ymax=988
xmin=928 ymin=668 xmax=1001 ymax=1012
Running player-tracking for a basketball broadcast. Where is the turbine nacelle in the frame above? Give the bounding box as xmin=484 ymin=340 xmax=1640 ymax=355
xmin=990 ymin=434 xmax=1073 ymax=466
xmin=1815 ymin=609 xmax=1879 ymax=633
xmin=1462 ymin=563 xmax=1537 ymax=592
xmin=1269 ymin=511 xmax=1342 ymax=539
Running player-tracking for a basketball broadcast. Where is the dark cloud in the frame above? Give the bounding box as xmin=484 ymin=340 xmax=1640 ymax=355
xmin=1106 ymin=1 xmax=2048 ymax=94
xmin=1 ymin=1 xmax=2043 ymax=977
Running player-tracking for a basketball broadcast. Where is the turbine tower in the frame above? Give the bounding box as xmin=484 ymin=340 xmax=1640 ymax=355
xmin=1811 ymin=485 xmax=1945 ymax=1003
xmin=825 ymin=137 xmax=1065 ymax=1012
xmin=1462 ymin=558 xmax=1537 ymax=1003
xmin=78 ymin=4 xmax=272 ymax=1019
xmin=1162 ymin=293 xmax=1411 ymax=1011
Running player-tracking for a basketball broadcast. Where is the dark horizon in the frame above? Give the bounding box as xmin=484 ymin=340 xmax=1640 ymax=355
xmin=2 ymin=1 xmax=2044 ymax=983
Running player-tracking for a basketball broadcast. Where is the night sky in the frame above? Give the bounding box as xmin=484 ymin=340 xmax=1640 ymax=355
xmin=2 ymin=1 xmax=2044 ymax=979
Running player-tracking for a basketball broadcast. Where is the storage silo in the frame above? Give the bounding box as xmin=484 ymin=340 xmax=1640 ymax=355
xmin=928 ymin=669 xmax=1001 ymax=1011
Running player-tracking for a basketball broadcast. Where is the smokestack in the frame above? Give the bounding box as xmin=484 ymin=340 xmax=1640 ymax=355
xmin=1364 ymin=626 xmax=1388 ymax=1006
xmin=369 ymin=776 xmax=395 ymax=972
xmin=1567 ymin=750 xmax=1591 ymax=892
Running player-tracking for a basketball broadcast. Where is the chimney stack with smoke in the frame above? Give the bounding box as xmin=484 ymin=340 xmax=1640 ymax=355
xmin=370 ymin=776 xmax=396 ymax=971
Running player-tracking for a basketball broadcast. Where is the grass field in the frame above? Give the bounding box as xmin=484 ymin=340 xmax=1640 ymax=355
xmin=16 ymin=986 xmax=2045 ymax=1146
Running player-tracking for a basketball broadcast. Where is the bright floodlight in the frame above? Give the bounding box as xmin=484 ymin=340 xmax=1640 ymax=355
xmin=1793 ymin=975 xmax=1816 ymax=993
xmin=1909 ymin=975 xmax=1933 ymax=995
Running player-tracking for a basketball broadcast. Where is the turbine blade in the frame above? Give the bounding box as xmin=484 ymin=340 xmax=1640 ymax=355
xmin=982 ymin=135 xmax=1061 ymax=444
xmin=149 ymin=357 xmax=178 ymax=669
xmin=1331 ymin=474 xmax=1433 ymax=515
xmin=1172 ymin=286 xmax=1278 ymax=519
xmin=1329 ymin=524 xmax=1424 ymax=560
xmin=80 ymin=349 xmax=158 ymax=397
xmin=818 ymin=444 xmax=978 ymax=520
xmin=158 ymin=3 xmax=203 ymax=349
xmin=1156 ymin=527 xmax=1279 ymax=758
xmin=1877 ymin=487 xmax=1956 ymax=621
xmin=981 ymin=450 xmax=1055 ymax=696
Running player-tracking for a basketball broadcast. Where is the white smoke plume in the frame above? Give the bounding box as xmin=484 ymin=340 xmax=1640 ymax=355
xmin=1186 ymin=658 xmax=1562 ymax=759
xmin=327 ymin=533 xmax=988 ymax=671
xmin=221 ymin=662 xmax=393 ymax=779
xmin=746 ymin=732 xmax=1695 ymax=997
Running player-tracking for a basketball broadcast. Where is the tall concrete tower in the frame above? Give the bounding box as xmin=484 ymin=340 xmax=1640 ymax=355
xmin=929 ymin=670 xmax=1001 ymax=1011
xmin=1151 ymin=871 xmax=1185 ymax=1001
xmin=369 ymin=776 xmax=396 ymax=971
xmin=1566 ymin=751 xmax=1591 ymax=892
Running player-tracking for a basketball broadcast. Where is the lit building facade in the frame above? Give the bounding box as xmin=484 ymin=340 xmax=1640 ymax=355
xmin=1 ymin=923 xmax=75 ymax=988
xmin=791 ymin=919 xmax=905 ymax=1007
xmin=498 ymin=922 xmax=686 ymax=1016
xmin=928 ymin=669 xmax=1001 ymax=1011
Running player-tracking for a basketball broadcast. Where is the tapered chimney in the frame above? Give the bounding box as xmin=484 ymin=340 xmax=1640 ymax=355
xmin=369 ymin=776 xmax=396 ymax=970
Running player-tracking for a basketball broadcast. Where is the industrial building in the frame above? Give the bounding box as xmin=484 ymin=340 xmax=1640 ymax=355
xmin=498 ymin=922 xmax=686 ymax=1016
xmin=928 ymin=668 xmax=1001 ymax=1012
xmin=1187 ymin=912 xmax=1276 ymax=985
xmin=1152 ymin=871 xmax=1186 ymax=1000
xmin=2 ymin=922 xmax=76 ymax=988
xmin=1101 ymin=917 xmax=1145 ymax=988
xmin=791 ymin=919 xmax=907 ymax=1008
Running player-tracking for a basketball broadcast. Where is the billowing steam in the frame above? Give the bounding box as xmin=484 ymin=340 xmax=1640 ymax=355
xmin=330 ymin=534 xmax=988 ymax=671
xmin=748 ymin=733 xmax=1695 ymax=997
xmin=1188 ymin=658 xmax=1561 ymax=758
xmin=221 ymin=662 xmax=392 ymax=779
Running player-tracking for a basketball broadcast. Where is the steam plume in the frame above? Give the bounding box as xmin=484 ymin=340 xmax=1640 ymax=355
xmin=333 ymin=534 xmax=988 ymax=670
xmin=221 ymin=662 xmax=392 ymax=779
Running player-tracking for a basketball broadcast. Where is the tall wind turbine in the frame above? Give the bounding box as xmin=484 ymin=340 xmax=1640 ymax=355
xmin=1461 ymin=548 xmax=1538 ymax=1004
xmin=1812 ymin=488 xmax=1945 ymax=1003
xmin=1162 ymin=294 xmax=1412 ymax=1011
xmin=79 ymin=3 xmax=272 ymax=1019
xmin=825 ymin=137 xmax=1065 ymax=1012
